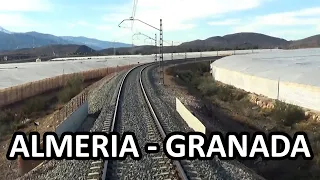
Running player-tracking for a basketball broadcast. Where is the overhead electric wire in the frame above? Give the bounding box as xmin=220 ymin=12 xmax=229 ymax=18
xmin=131 ymin=0 xmax=138 ymax=31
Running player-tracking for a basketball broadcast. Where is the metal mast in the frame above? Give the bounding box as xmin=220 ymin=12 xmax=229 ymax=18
xmin=171 ymin=41 xmax=173 ymax=60
xmin=155 ymin=33 xmax=157 ymax=62
xmin=159 ymin=19 xmax=164 ymax=84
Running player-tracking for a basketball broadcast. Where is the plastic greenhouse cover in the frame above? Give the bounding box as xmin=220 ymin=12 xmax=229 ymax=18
xmin=212 ymin=48 xmax=320 ymax=87
xmin=0 ymin=49 xmax=274 ymax=89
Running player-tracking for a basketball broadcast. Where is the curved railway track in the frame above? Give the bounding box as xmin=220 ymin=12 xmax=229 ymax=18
xmin=86 ymin=63 xmax=201 ymax=180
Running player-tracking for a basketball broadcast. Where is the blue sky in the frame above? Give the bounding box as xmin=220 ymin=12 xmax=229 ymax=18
xmin=0 ymin=0 xmax=320 ymax=45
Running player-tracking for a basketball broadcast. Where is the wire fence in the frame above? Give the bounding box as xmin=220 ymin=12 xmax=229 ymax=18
xmin=0 ymin=65 xmax=133 ymax=108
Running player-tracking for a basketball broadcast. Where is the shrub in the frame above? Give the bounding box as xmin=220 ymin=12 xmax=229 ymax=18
xmin=177 ymin=71 xmax=194 ymax=83
xmin=233 ymin=90 xmax=248 ymax=101
xmin=272 ymin=100 xmax=305 ymax=126
xmin=23 ymin=96 xmax=47 ymax=115
xmin=0 ymin=109 xmax=21 ymax=138
xmin=216 ymin=86 xmax=234 ymax=101
xmin=197 ymin=80 xmax=217 ymax=96
xmin=196 ymin=62 xmax=210 ymax=74
xmin=58 ymin=74 xmax=84 ymax=103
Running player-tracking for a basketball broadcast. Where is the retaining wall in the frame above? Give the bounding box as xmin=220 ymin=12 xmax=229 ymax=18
xmin=176 ymin=97 xmax=205 ymax=134
xmin=55 ymin=102 xmax=88 ymax=137
xmin=17 ymin=102 xmax=88 ymax=175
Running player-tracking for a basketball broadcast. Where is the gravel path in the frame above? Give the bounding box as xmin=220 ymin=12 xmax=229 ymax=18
xmin=18 ymin=72 xmax=126 ymax=180
xmin=143 ymin=64 xmax=265 ymax=180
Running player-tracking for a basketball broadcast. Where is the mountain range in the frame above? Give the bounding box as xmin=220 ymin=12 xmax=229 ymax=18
xmin=100 ymin=32 xmax=320 ymax=55
xmin=1 ymin=26 xmax=320 ymax=63
xmin=0 ymin=26 xmax=131 ymax=51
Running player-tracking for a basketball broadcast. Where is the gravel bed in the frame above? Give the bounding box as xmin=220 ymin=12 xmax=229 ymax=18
xmin=88 ymin=71 xmax=126 ymax=114
xmin=112 ymin=66 xmax=154 ymax=179
xmin=18 ymin=72 xmax=126 ymax=180
xmin=107 ymin=66 xmax=178 ymax=179
xmin=143 ymin=64 xmax=265 ymax=180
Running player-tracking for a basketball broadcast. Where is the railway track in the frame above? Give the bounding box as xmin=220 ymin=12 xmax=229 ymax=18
xmin=86 ymin=64 xmax=201 ymax=180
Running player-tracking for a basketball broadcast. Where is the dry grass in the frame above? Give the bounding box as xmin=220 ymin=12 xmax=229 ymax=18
xmin=58 ymin=74 xmax=84 ymax=103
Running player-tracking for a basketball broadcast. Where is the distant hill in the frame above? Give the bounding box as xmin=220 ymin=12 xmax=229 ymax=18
xmin=60 ymin=36 xmax=130 ymax=50
xmin=100 ymin=33 xmax=291 ymax=55
xmin=0 ymin=27 xmax=131 ymax=51
xmin=0 ymin=44 xmax=98 ymax=63
xmin=287 ymin=35 xmax=320 ymax=49
xmin=0 ymin=26 xmax=12 ymax=34
xmin=180 ymin=32 xmax=288 ymax=49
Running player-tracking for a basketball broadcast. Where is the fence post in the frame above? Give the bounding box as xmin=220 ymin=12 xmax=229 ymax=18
xmin=72 ymin=99 xmax=74 ymax=112
xmin=65 ymin=105 xmax=67 ymax=120
xmin=77 ymin=95 xmax=79 ymax=107
xmin=58 ymin=110 xmax=61 ymax=122
xmin=277 ymin=77 xmax=280 ymax=100
xmin=54 ymin=112 xmax=57 ymax=132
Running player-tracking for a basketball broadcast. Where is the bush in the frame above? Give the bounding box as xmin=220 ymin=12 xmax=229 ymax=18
xmin=197 ymin=80 xmax=217 ymax=96
xmin=272 ymin=100 xmax=305 ymax=126
xmin=196 ymin=62 xmax=210 ymax=75
xmin=23 ymin=96 xmax=47 ymax=115
xmin=232 ymin=90 xmax=248 ymax=101
xmin=58 ymin=74 xmax=84 ymax=103
xmin=177 ymin=71 xmax=194 ymax=83
xmin=0 ymin=109 xmax=21 ymax=138
xmin=216 ymin=86 xmax=234 ymax=101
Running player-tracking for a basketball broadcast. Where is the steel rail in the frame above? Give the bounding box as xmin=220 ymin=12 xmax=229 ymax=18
xmin=86 ymin=64 xmax=142 ymax=180
xmin=139 ymin=65 xmax=189 ymax=180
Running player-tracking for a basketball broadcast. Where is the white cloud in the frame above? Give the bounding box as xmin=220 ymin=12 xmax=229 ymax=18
xmin=207 ymin=19 xmax=241 ymax=26
xmin=68 ymin=21 xmax=91 ymax=28
xmin=0 ymin=13 xmax=36 ymax=28
xmin=77 ymin=21 xmax=89 ymax=26
xmin=0 ymin=0 xmax=52 ymax=31
xmin=96 ymin=25 xmax=112 ymax=31
xmin=102 ymin=0 xmax=264 ymax=32
xmin=233 ymin=7 xmax=320 ymax=33
xmin=0 ymin=0 xmax=51 ymax=12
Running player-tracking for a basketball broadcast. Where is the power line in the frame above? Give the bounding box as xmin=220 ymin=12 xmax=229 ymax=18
xmin=131 ymin=0 xmax=138 ymax=31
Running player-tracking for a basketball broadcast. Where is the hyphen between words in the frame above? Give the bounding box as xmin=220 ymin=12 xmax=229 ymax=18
xmin=6 ymin=132 xmax=313 ymax=160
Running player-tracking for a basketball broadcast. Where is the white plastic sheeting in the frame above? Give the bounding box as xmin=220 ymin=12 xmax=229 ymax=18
xmin=0 ymin=49 xmax=274 ymax=89
xmin=211 ymin=48 xmax=320 ymax=111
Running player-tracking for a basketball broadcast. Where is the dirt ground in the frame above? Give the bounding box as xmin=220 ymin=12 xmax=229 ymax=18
xmin=163 ymin=61 xmax=320 ymax=180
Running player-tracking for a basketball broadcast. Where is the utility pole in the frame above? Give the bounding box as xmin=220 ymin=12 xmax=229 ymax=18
xmin=171 ymin=41 xmax=173 ymax=61
xmin=155 ymin=33 xmax=157 ymax=62
xmin=159 ymin=19 xmax=164 ymax=85
xmin=118 ymin=17 xmax=164 ymax=84
xmin=113 ymin=41 xmax=116 ymax=55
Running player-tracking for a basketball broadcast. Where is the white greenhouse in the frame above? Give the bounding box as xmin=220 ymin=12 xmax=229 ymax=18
xmin=210 ymin=48 xmax=320 ymax=112
xmin=0 ymin=49 xmax=274 ymax=89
